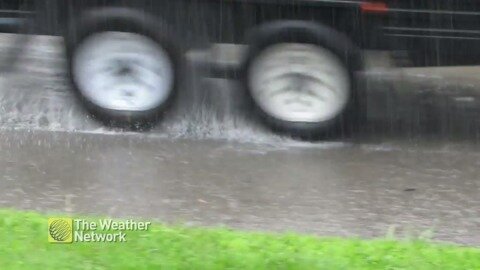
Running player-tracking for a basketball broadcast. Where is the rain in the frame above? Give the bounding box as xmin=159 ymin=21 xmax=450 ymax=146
xmin=0 ymin=0 xmax=479 ymax=251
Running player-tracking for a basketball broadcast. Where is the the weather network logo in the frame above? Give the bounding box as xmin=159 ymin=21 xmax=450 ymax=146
xmin=48 ymin=218 xmax=73 ymax=243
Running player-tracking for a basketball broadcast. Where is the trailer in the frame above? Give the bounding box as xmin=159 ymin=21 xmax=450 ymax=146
xmin=2 ymin=1 xmax=480 ymax=138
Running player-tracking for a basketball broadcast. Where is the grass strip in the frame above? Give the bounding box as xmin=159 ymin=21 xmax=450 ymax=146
xmin=0 ymin=209 xmax=479 ymax=269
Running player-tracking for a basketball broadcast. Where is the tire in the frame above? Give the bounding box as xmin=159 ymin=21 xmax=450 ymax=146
xmin=241 ymin=21 xmax=363 ymax=140
xmin=65 ymin=7 xmax=182 ymax=129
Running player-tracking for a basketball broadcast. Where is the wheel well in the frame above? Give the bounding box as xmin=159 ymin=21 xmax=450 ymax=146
xmin=57 ymin=0 xmax=157 ymax=36
xmin=244 ymin=20 xmax=363 ymax=71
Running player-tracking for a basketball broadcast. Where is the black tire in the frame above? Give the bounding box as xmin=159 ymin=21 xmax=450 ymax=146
xmin=65 ymin=7 xmax=182 ymax=129
xmin=241 ymin=21 xmax=364 ymax=140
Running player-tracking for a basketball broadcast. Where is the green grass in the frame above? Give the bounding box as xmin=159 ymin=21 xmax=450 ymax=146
xmin=0 ymin=209 xmax=479 ymax=269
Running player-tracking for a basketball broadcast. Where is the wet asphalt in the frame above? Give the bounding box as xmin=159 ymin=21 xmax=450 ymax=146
xmin=0 ymin=34 xmax=479 ymax=246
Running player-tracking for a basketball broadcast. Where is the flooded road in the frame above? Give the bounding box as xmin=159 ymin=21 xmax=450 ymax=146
xmin=1 ymin=129 xmax=479 ymax=245
xmin=0 ymin=34 xmax=479 ymax=245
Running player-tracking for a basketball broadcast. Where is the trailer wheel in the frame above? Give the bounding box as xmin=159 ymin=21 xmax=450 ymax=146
xmin=241 ymin=21 xmax=363 ymax=139
xmin=65 ymin=8 xmax=181 ymax=129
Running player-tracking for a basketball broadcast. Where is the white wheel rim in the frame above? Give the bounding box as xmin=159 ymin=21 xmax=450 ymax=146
xmin=248 ymin=43 xmax=350 ymax=123
xmin=72 ymin=31 xmax=174 ymax=111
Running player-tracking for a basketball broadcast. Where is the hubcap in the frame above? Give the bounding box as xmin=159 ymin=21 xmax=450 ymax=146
xmin=72 ymin=31 xmax=174 ymax=111
xmin=248 ymin=43 xmax=350 ymax=123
